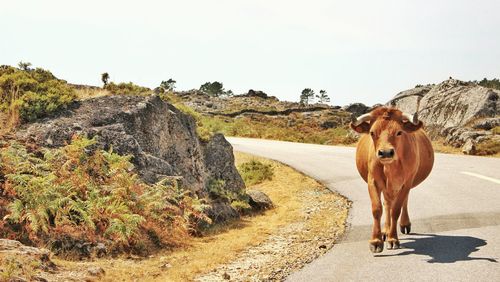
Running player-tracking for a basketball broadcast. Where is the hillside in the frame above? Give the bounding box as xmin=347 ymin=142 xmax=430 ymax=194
xmin=168 ymin=90 xmax=358 ymax=145
xmin=168 ymin=79 xmax=499 ymax=156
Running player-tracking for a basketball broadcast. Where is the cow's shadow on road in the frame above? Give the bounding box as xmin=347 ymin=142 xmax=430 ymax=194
xmin=377 ymin=233 xmax=498 ymax=263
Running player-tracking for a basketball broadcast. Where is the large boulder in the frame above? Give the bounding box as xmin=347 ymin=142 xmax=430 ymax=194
xmin=342 ymin=103 xmax=370 ymax=118
xmin=388 ymin=79 xmax=499 ymax=133
xmin=17 ymin=95 xmax=245 ymax=218
xmin=387 ymin=85 xmax=432 ymax=114
xmin=203 ymin=133 xmax=245 ymax=194
xmin=386 ymin=79 xmax=500 ymax=154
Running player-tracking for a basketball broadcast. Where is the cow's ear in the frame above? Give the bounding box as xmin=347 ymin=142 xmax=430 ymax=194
xmin=403 ymin=120 xmax=423 ymax=132
xmin=350 ymin=122 xmax=371 ymax=134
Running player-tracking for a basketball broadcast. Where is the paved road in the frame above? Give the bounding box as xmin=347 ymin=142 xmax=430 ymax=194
xmin=227 ymin=137 xmax=500 ymax=282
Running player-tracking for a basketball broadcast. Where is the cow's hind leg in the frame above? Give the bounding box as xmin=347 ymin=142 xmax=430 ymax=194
xmin=400 ymin=195 xmax=411 ymax=234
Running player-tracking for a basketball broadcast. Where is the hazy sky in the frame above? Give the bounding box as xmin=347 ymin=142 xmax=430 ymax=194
xmin=1 ymin=0 xmax=499 ymax=105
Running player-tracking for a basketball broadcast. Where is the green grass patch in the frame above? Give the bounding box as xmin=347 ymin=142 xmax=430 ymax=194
xmin=238 ymin=160 xmax=274 ymax=186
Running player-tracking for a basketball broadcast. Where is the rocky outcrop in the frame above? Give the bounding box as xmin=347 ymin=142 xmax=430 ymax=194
xmin=472 ymin=117 xmax=500 ymax=130
xmin=17 ymin=95 xmax=245 ymax=219
xmin=388 ymin=85 xmax=432 ymax=114
xmin=241 ymin=89 xmax=277 ymax=100
xmin=387 ymin=79 xmax=500 ymax=154
xmin=0 ymin=239 xmax=102 ymax=281
xmin=388 ymin=79 xmax=499 ymax=131
xmin=342 ymin=103 xmax=370 ymax=118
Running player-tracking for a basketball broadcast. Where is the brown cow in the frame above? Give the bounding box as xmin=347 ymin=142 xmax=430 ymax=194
xmin=350 ymin=107 xmax=434 ymax=253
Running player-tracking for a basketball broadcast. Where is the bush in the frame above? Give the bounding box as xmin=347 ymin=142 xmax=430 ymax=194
xmin=238 ymin=160 xmax=274 ymax=186
xmin=492 ymin=126 xmax=500 ymax=135
xmin=104 ymin=82 xmax=152 ymax=96
xmin=0 ymin=65 xmax=76 ymax=122
xmin=477 ymin=78 xmax=500 ymax=90
xmin=207 ymin=179 xmax=251 ymax=213
xmin=476 ymin=139 xmax=500 ymax=156
xmin=0 ymin=136 xmax=211 ymax=255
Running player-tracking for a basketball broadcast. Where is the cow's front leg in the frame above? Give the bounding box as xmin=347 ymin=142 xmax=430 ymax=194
xmin=368 ymin=179 xmax=383 ymax=253
xmin=387 ymin=189 xmax=409 ymax=249
xmin=382 ymin=199 xmax=391 ymax=241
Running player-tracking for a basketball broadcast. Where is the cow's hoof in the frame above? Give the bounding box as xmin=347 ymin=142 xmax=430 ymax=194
xmin=369 ymin=239 xmax=384 ymax=253
xmin=387 ymin=239 xmax=400 ymax=250
xmin=400 ymin=223 xmax=411 ymax=234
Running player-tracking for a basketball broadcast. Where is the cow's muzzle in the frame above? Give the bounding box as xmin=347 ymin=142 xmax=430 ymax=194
xmin=377 ymin=149 xmax=395 ymax=159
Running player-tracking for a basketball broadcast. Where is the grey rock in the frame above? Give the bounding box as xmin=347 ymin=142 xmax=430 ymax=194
xmin=320 ymin=120 xmax=338 ymax=129
xmin=17 ymin=95 xmax=245 ymax=221
xmin=203 ymin=134 xmax=245 ymax=194
xmin=388 ymin=79 xmax=499 ymax=135
xmin=342 ymin=103 xmax=369 ymax=118
xmin=206 ymin=202 xmax=240 ymax=223
xmin=387 ymin=85 xmax=432 ymax=114
xmin=386 ymin=79 xmax=500 ymax=154
xmin=247 ymin=190 xmax=274 ymax=210
xmin=462 ymin=139 xmax=477 ymax=155
xmin=0 ymin=239 xmax=55 ymax=271
xmin=87 ymin=266 xmax=105 ymax=277
xmin=95 ymin=243 xmax=107 ymax=258
xmin=472 ymin=117 xmax=500 ymax=130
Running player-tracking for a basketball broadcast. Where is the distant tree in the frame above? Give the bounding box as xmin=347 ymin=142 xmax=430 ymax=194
xmin=300 ymin=88 xmax=315 ymax=105
xmin=477 ymin=78 xmax=500 ymax=90
xmin=200 ymin=81 xmax=226 ymax=97
xmin=316 ymin=90 xmax=330 ymax=104
xmin=18 ymin=61 xmax=32 ymax=71
xmin=160 ymin=78 xmax=177 ymax=92
xmin=101 ymin=72 xmax=110 ymax=87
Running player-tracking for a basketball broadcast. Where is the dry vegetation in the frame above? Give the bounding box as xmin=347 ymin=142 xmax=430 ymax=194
xmin=52 ymin=152 xmax=350 ymax=281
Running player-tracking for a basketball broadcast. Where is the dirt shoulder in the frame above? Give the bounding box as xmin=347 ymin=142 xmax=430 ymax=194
xmin=51 ymin=152 xmax=350 ymax=281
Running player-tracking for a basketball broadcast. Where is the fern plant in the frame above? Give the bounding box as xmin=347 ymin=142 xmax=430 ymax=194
xmin=0 ymin=136 xmax=211 ymax=254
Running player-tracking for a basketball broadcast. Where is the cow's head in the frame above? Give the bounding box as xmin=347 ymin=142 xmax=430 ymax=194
xmin=350 ymin=107 xmax=423 ymax=165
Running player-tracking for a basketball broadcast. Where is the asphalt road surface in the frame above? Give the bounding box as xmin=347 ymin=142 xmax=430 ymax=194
xmin=227 ymin=137 xmax=500 ymax=282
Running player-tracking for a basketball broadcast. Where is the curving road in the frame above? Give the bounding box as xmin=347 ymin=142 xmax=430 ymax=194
xmin=227 ymin=137 xmax=500 ymax=282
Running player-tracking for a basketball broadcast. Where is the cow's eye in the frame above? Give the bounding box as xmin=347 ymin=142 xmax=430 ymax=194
xmin=396 ymin=131 xmax=403 ymax=136
xmin=370 ymin=131 xmax=375 ymax=137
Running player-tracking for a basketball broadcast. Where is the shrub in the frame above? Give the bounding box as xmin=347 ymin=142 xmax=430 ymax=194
xmin=0 ymin=136 xmax=211 ymax=255
xmin=476 ymin=139 xmax=500 ymax=156
xmin=207 ymin=179 xmax=251 ymax=213
xmin=238 ymin=160 xmax=274 ymax=186
xmin=0 ymin=65 xmax=76 ymax=122
xmin=104 ymin=82 xmax=152 ymax=96
xmin=492 ymin=126 xmax=500 ymax=135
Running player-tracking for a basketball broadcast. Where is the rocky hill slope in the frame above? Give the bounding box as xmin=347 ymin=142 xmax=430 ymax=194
xmin=388 ymin=79 xmax=500 ymax=154
xmin=172 ymin=90 xmax=358 ymax=145
xmin=16 ymin=95 xmax=245 ymax=222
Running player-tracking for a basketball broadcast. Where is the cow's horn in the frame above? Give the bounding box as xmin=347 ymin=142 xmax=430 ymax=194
xmin=353 ymin=113 xmax=372 ymax=126
xmin=402 ymin=112 xmax=419 ymax=124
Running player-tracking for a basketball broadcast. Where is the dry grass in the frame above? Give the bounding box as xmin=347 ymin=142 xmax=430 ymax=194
xmin=431 ymin=140 xmax=463 ymax=154
xmin=432 ymin=139 xmax=500 ymax=158
xmin=54 ymin=152 xmax=348 ymax=281
xmin=74 ymin=88 xmax=111 ymax=100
